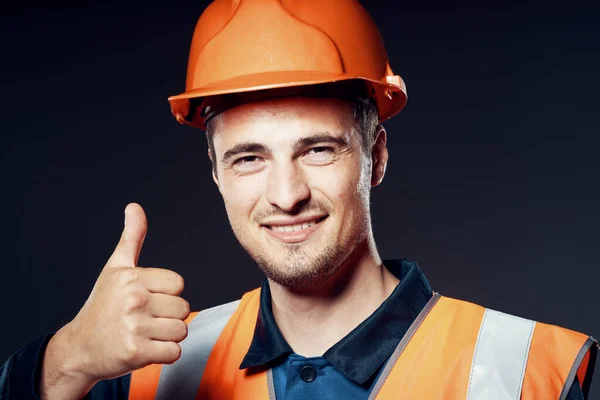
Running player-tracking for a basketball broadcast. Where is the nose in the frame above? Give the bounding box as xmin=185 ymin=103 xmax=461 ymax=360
xmin=266 ymin=161 xmax=310 ymax=212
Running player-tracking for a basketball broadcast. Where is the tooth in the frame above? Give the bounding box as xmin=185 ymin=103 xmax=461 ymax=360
xmin=271 ymin=219 xmax=324 ymax=232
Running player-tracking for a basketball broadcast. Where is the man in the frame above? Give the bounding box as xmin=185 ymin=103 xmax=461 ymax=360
xmin=1 ymin=0 xmax=596 ymax=399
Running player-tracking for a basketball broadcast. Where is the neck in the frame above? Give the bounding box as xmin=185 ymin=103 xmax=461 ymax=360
xmin=268 ymin=236 xmax=399 ymax=357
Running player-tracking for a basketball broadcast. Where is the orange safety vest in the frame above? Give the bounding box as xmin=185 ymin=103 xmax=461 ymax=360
xmin=129 ymin=289 xmax=596 ymax=399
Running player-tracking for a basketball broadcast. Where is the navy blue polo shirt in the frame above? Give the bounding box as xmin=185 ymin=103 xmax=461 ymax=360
xmin=240 ymin=259 xmax=434 ymax=399
xmin=0 ymin=260 xmax=588 ymax=399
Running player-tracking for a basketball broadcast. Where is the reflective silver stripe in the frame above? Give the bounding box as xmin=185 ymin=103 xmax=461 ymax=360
xmin=466 ymin=309 xmax=536 ymax=400
xmin=155 ymin=300 xmax=241 ymax=400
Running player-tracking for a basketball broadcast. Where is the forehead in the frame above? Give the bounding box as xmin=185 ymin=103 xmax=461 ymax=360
xmin=211 ymin=97 xmax=356 ymax=146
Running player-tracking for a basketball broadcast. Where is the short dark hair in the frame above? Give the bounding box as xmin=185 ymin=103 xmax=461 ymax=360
xmin=352 ymin=96 xmax=379 ymax=152
xmin=205 ymin=97 xmax=379 ymax=171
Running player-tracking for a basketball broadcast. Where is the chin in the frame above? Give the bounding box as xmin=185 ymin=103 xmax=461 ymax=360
xmin=252 ymin=243 xmax=351 ymax=289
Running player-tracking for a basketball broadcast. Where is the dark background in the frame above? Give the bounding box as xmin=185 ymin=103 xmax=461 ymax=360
xmin=1 ymin=0 xmax=599 ymax=397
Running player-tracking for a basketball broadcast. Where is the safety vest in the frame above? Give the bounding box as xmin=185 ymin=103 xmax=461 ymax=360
xmin=129 ymin=288 xmax=596 ymax=399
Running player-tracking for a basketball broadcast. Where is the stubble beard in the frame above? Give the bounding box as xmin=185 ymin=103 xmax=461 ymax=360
xmin=249 ymin=225 xmax=368 ymax=289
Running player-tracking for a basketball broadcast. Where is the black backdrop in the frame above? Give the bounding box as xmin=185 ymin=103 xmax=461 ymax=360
xmin=1 ymin=0 xmax=599 ymax=397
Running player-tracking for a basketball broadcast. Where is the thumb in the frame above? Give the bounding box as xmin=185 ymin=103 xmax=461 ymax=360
xmin=105 ymin=203 xmax=148 ymax=268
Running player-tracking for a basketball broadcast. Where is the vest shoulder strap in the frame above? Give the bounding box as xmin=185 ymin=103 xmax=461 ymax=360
xmin=466 ymin=308 xmax=536 ymax=399
xmin=459 ymin=299 xmax=597 ymax=399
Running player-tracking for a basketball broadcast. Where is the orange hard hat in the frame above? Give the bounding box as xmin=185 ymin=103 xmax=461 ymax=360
xmin=168 ymin=0 xmax=407 ymax=130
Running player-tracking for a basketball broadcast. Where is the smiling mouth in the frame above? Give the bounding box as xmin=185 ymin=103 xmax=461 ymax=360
xmin=265 ymin=216 xmax=328 ymax=232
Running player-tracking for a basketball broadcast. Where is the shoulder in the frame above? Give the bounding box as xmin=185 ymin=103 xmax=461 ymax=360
xmin=440 ymin=295 xmax=597 ymax=398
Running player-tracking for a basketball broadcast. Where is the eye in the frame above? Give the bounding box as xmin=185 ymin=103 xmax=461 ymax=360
xmin=235 ymin=155 xmax=261 ymax=165
xmin=232 ymin=155 xmax=265 ymax=174
xmin=303 ymin=146 xmax=334 ymax=165
xmin=307 ymin=147 xmax=332 ymax=155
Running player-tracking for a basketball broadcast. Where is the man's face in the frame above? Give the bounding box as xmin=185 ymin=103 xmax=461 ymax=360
xmin=210 ymin=97 xmax=383 ymax=289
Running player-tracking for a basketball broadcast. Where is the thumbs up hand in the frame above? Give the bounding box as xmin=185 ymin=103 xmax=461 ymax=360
xmin=41 ymin=204 xmax=190 ymax=398
xmin=105 ymin=202 xmax=149 ymax=269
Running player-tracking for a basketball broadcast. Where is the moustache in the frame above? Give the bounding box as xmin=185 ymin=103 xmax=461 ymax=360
xmin=253 ymin=200 xmax=331 ymax=223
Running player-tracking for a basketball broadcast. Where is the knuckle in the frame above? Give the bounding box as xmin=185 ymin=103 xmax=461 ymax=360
xmin=173 ymin=274 xmax=185 ymax=293
xmin=165 ymin=343 xmax=182 ymax=363
xmin=174 ymin=320 xmax=188 ymax=342
xmin=179 ymin=299 xmax=191 ymax=319
xmin=125 ymin=318 xmax=145 ymax=336
xmin=125 ymin=293 xmax=148 ymax=312
xmin=117 ymin=268 xmax=140 ymax=286
xmin=123 ymin=340 xmax=143 ymax=364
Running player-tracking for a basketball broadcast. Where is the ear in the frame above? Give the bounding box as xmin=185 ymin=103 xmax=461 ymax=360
xmin=371 ymin=124 xmax=388 ymax=187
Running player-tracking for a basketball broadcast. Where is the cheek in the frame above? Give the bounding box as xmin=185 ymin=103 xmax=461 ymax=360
xmin=309 ymin=160 xmax=366 ymax=209
xmin=221 ymin=175 xmax=263 ymax=224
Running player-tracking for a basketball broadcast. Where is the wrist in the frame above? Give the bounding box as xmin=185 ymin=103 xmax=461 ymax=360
xmin=40 ymin=323 xmax=96 ymax=400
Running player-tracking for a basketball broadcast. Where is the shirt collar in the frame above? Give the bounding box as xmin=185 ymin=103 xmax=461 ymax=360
xmin=239 ymin=259 xmax=434 ymax=385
